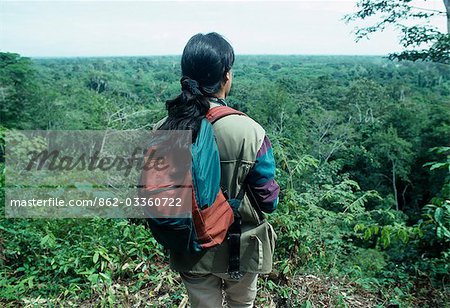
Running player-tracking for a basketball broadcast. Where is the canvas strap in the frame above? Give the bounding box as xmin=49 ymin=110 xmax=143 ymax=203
xmin=226 ymin=182 xmax=247 ymax=279
xmin=205 ymin=105 xmax=248 ymax=279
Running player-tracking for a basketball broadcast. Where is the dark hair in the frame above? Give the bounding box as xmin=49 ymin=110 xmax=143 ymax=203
xmin=159 ymin=32 xmax=235 ymax=142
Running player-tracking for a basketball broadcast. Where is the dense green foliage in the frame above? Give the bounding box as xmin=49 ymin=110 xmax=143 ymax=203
xmin=1 ymin=53 xmax=449 ymax=306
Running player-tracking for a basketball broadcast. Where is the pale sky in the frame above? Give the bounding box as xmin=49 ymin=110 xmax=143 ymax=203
xmin=0 ymin=0 xmax=447 ymax=57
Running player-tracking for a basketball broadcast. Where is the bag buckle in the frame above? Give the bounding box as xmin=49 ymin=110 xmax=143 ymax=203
xmin=228 ymin=270 xmax=243 ymax=280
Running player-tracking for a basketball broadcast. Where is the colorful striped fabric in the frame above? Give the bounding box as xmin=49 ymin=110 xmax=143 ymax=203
xmin=247 ymin=136 xmax=280 ymax=213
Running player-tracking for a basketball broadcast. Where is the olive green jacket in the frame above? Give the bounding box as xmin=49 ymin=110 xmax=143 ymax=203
xmin=167 ymin=102 xmax=278 ymax=274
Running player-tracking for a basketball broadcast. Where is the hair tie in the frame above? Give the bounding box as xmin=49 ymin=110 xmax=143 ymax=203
xmin=181 ymin=76 xmax=203 ymax=96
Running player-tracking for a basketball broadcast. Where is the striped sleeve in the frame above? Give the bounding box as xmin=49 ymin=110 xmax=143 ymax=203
xmin=246 ymin=135 xmax=280 ymax=213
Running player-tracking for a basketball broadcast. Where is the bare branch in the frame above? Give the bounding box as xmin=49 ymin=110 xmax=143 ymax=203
xmin=410 ymin=6 xmax=446 ymax=14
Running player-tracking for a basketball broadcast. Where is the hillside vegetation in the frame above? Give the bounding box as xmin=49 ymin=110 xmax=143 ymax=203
xmin=1 ymin=53 xmax=449 ymax=307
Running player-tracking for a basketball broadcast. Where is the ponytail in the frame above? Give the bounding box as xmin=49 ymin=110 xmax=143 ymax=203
xmin=159 ymin=32 xmax=234 ymax=142
xmin=159 ymin=76 xmax=210 ymax=142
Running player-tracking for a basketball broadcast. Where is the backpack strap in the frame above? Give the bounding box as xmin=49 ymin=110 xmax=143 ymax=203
xmin=205 ymin=105 xmax=248 ymax=279
xmin=206 ymin=106 xmax=246 ymax=125
xmin=205 ymin=105 xmax=249 ymax=203
xmin=227 ymin=181 xmax=246 ymax=280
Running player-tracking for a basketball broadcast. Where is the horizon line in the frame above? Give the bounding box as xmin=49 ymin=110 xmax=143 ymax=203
xmin=21 ymin=53 xmax=391 ymax=59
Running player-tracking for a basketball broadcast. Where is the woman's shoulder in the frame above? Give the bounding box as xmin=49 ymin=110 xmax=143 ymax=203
xmin=214 ymin=113 xmax=265 ymax=136
xmin=212 ymin=112 xmax=266 ymax=158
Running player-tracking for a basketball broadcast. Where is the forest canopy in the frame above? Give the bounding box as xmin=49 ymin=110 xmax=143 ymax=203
xmin=1 ymin=52 xmax=449 ymax=306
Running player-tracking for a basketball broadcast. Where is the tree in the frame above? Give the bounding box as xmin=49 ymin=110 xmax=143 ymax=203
xmin=345 ymin=0 xmax=450 ymax=64
xmin=0 ymin=52 xmax=40 ymax=128
xmin=366 ymin=127 xmax=414 ymax=211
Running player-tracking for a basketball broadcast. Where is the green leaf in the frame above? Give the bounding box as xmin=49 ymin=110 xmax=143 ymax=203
xmin=434 ymin=208 xmax=443 ymax=223
xmin=40 ymin=234 xmax=50 ymax=246
xmin=93 ymin=252 xmax=99 ymax=264
xmin=364 ymin=228 xmax=372 ymax=240
xmin=99 ymin=272 xmax=111 ymax=282
xmin=303 ymin=300 xmax=313 ymax=308
xmin=429 ymin=162 xmax=447 ymax=170
xmin=283 ymin=264 xmax=290 ymax=275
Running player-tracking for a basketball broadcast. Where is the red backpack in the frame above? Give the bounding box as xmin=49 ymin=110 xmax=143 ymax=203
xmin=138 ymin=106 xmax=247 ymax=254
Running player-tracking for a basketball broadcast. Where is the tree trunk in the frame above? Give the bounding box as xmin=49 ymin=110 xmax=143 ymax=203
xmin=444 ymin=0 xmax=450 ymax=34
xmin=392 ymin=160 xmax=399 ymax=211
xmin=402 ymin=183 xmax=410 ymax=210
